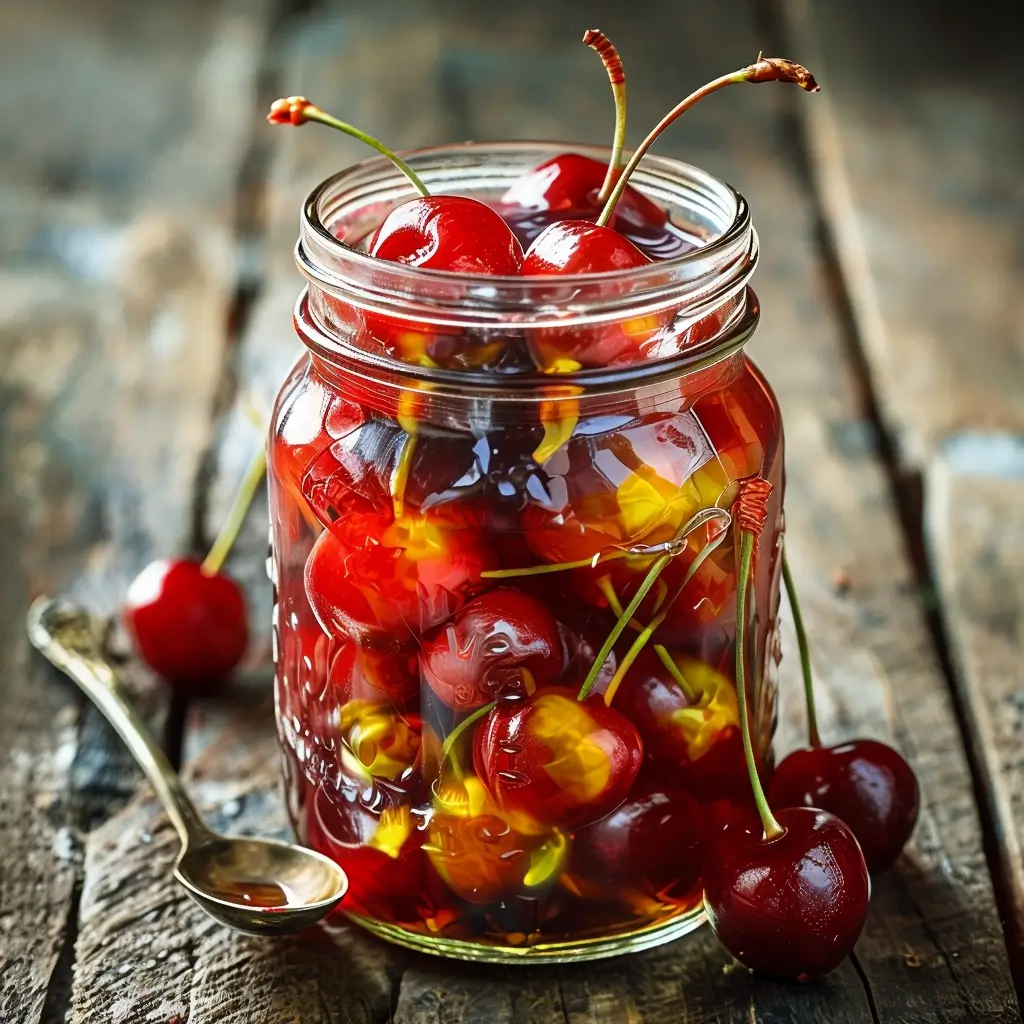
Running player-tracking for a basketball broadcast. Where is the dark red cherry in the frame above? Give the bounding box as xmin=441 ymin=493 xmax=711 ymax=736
xmin=370 ymin=196 xmax=523 ymax=275
xmin=420 ymin=587 xmax=564 ymax=711
xmin=499 ymin=153 xmax=687 ymax=255
xmin=702 ymin=806 xmax=870 ymax=981
xmin=521 ymin=220 xmax=650 ymax=275
xmin=569 ymin=775 xmax=708 ymax=903
xmin=769 ymin=740 xmax=919 ymax=871
xmin=124 ymin=558 xmax=247 ymax=693
xmin=474 ymin=687 xmax=643 ymax=830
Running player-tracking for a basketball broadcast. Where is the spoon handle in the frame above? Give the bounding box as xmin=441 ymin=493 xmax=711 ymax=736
xmin=26 ymin=596 xmax=211 ymax=848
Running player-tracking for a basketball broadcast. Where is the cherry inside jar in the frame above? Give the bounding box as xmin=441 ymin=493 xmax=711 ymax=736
xmin=270 ymin=143 xmax=783 ymax=962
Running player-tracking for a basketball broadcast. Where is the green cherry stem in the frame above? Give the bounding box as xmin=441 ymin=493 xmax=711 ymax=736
xmin=577 ymin=551 xmax=670 ymax=701
xmin=736 ymin=529 xmax=784 ymax=840
xmin=201 ymin=444 xmax=267 ymax=577
xmin=583 ymin=29 xmax=628 ymax=202
xmin=596 ymin=55 xmax=818 ymax=228
xmin=439 ymin=701 xmax=496 ymax=780
xmin=267 ymin=97 xmax=430 ymax=198
xmin=782 ymin=551 xmax=821 ymax=749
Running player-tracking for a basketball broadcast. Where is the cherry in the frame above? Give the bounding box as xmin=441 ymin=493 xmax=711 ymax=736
xmin=701 ymin=477 xmax=868 ymax=981
xmin=702 ymin=806 xmax=870 ymax=981
xmin=306 ymin=786 xmax=431 ymax=923
xmin=421 ymin=587 xmax=564 ymax=711
xmin=768 ymin=556 xmax=920 ymax=870
xmin=568 ymin=775 xmax=708 ymax=905
xmin=369 ymin=196 xmax=522 ymax=274
xmin=474 ymin=688 xmax=642 ymax=830
xmin=328 ymin=639 xmax=419 ymax=706
xmin=304 ymin=507 xmax=494 ymax=643
xmin=770 ymin=740 xmax=919 ymax=872
xmin=124 ymin=442 xmax=265 ymax=692
xmin=124 ymin=558 xmax=248 ymax=694
xmin=425 ymin=773 xmax=568 ymax=905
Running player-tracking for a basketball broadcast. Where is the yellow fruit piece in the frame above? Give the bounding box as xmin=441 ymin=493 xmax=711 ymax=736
xmin=530 ymin=693 xmax=611 ymax=804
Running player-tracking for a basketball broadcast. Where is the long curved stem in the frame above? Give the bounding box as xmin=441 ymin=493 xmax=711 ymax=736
xmin=596 ymin=56 xmax=818 ymax=227
xmin=201 ymin=445 xmax=267 ymax=577
xmin=736 ymin=531 xmax=783 ymax=840
xmin=782 ymin=552 xmax=821 ymax=748
xmin=583 ymin=30 xmax=628 ymax=202
xmin=268 ymin=99 xmax=430 ymax=198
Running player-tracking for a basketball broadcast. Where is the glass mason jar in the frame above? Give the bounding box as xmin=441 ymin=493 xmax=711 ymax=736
xmin=269 ymin=143 xmax=784 ymax=963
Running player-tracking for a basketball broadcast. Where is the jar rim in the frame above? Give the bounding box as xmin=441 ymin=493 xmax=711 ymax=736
xmin=298 ymin=140 xmax=753 ymax=297
xmin=294 ymin=286 xmax=761 ymax=397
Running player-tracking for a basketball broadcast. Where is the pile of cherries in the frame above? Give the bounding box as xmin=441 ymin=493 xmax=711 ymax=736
xmin=121 ymin=33 xmax=920 ymax=983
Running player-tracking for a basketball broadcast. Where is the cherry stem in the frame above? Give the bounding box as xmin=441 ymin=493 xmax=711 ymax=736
xmin=655 ymin=645 xmax=701 ymax=703
xmin=736 ymin=529 xmax=784 ymax=840
xmin=596 ymin=55 xmax=818 ymax=228
xmin=603 ymin=609 xmax=665 ymax=708
xmin=782 ymin=551 xmax=821 ymax=748
xmin=583 ymin=30 xmax=628 ymax=203
xmin=577 ymin=551 xmax=671 ymax=701
xmin=201 ymin=444 xmax=267 ymax=577
xmin=439 ymin=701 xmax=496 ymax=772
xmin=268 ymin=98 xmax=430 ymax=198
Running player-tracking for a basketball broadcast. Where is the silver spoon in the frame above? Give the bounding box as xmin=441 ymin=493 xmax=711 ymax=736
xmin=27 ymin=596 xmax=347 ymax=935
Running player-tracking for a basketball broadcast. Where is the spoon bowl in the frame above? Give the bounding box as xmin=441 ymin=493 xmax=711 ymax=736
xmin=26 ymin=596 xmax=349 ymax=936
xmin=176 ymin=835 xmax=347 ymax=934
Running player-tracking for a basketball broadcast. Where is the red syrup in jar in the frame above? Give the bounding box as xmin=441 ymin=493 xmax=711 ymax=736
xmin=270 ymin=347 xmax=783 ymax=949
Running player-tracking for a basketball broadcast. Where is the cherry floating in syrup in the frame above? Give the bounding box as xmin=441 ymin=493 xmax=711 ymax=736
xmin=768 ymin=556 xmax=920 ymax=870
xmin=702 ymin=478 xmax=869 ymax=981
xmin=474 ymin=688 xmax=642 ymax=830
xmin=568 ymin=774 xmax=708 ymax=906
xmin=421 ymin=587 xmax=564 ymax=712
xmin=124 ymin=444 xmax=265 ymax=693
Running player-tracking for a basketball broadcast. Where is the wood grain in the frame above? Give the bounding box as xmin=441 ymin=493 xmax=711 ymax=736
xmin=927 ymin=442 xmax=1024 ymax=989
xmin=0 ymin=1 xmax=270 ymax=1020
xmin=780 ymin=0 xmax=1024 ymax=470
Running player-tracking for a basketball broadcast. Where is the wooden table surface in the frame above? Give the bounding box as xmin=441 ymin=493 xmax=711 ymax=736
xmin=2 ymin=0 xmax=1022 ymax=1021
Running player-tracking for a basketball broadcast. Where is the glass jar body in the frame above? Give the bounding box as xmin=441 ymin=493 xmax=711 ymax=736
xmin=269 ymin=143 xmax=784 ymax=962
xmin=270 ymin=346 xmax=783 ymax=962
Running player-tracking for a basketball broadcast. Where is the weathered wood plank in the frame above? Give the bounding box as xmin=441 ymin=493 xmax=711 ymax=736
xmin=927 ymin=442 xmax=1024 ymax=987
xmin=781 ymin=0 xmax=1024 ymax=1004
xmin=779 ymin=0 xmax=1024 ymax=470
xmin=79 ymin=0 xmax=1018 ymax=1021
xmin=0 ymin=1 xmax=271 ymax=1021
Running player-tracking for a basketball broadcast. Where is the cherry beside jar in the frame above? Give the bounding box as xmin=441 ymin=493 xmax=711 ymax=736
xmin=268 ymin=142 xmax=784 ymax=962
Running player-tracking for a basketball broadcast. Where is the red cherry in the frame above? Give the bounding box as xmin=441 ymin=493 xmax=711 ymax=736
xmin=304 ymin=512 xmax=494 ymax=643
xmin=370 ymin=196 xmax=523 ymax=274
xmin=306 ymin=787 xmax=431 ymax=923
xmin=769 ymin=740 xmax=920 ymax=871
xmin=499 ymin=153 xmax=687 ymax=256
xmin=420 ymin=587 xmax=564 ymax=711
xmin=474 ymin=688 xmax=642 ymax=830
xmin=702 ymin=807 xmax=870 ymax=981
xmin=124 ymin=558 xmax=247 ymax=693
xmin=522 ymin=220 xmax=649 ymax=275
xmin=569 ymin=775 xmax=708 ymax=903
xmin=615 ymin=652 xmax=749 ymax=803
xmin=328 ymin=640 xmax=419 ymax=706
